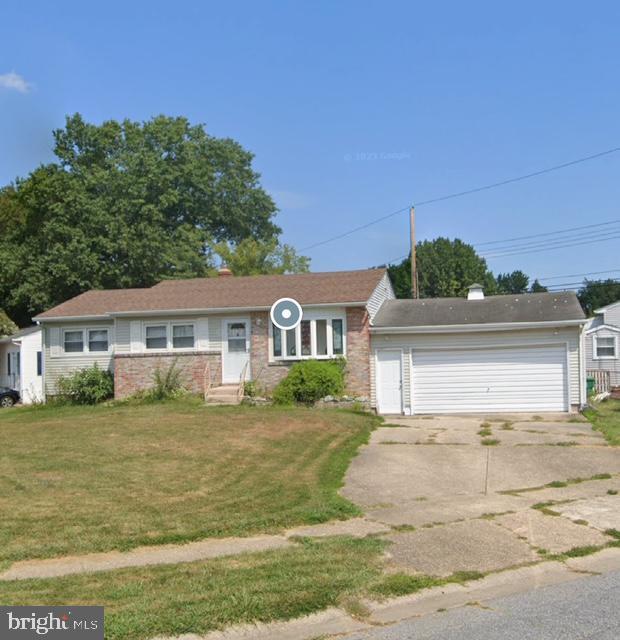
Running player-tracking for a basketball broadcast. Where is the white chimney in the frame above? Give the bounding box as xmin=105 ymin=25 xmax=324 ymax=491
xmin=467 ymin=283 xmax=484 ymax=300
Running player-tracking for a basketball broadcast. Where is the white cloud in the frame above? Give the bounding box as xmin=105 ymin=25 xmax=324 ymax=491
xmin=0 ymin=71 xmax=32 ymax=93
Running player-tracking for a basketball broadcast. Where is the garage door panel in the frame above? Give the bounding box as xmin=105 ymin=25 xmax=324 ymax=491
xmin=412 ymin=345 xmax=568 ymax=414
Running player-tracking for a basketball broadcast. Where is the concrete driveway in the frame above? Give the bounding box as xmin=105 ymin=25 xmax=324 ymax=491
xmin=342 ymin=414 xmax=620 ymax=577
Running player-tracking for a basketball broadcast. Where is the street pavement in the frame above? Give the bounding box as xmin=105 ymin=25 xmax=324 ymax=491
xmin=345 ymin=569 xmax=620 ymax=640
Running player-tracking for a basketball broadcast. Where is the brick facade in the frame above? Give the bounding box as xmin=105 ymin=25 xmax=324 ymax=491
xmin=249 ymin=308 xmax=371 ymax=397
xmin=113 ymin=307 xmax=372 ymax=399
xmin=249 ymin=312 xmax=294 ymax=392
xmin=114 ymin=351 xmax=221 ymax=399
xmin=344 ymin=307 xmax=371 ymax=397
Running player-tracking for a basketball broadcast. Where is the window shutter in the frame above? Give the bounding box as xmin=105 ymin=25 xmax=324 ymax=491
xmin=196 ymin=318 xmax=209 ymax=350
xmin=130 ymin=321 xmax=142 ymax=353
xmin=49 ymin=327 xmax=61 ymax=357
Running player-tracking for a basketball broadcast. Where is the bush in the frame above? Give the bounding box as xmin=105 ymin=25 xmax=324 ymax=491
xmin=147 ymin=359 xmax=183 ymax=401
xmin=272 ymin=359 xmax=345 ymax=405
xmin=57 ymin=364 xmax=114 ymax=405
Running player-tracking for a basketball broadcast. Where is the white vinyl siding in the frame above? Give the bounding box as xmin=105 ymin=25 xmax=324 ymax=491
xmin=43 ymin=321 xmax=114 ymax=395
xmin=370 ymin=326 xmax=582 ymax=413
xmin=115 ymin=319 xmax=131 ymax=353
xmin=411 ymin=345 xmax=568 ymax=413
xmin=367 ymin=272 xmax=396 ymax=321
xmin=602 ymin=304 xmax=620 ymax=327
xmin=585 ymin=326 xmax=620 ymax=387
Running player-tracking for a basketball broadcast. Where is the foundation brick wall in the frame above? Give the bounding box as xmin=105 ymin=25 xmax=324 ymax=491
xmin=114 ymin=351 xmax=221 ymax=399
xmin=249 ymin=308 xmax=371 ymax=397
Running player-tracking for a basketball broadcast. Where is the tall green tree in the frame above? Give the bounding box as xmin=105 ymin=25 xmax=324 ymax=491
xmin=388 ymin=237 xmax=496 ymax=299
xmin=496 ymin=270 xmax=529 ymax=294
xmin=213 ymin=238 xmax=309 ymax=276
xmin=578 ymin=279 xmax=620 ymax=316
xmin=0 ymin=114 xmax=287 ymax=325
xmin=529 ymin=279 xmax=548 ymax=293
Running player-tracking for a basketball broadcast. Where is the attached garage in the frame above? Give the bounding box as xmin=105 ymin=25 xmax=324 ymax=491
xmin=411 ymin=344 xmax=568 ymax=413
xmin=371 ymin=287 xmax=587 ymax=415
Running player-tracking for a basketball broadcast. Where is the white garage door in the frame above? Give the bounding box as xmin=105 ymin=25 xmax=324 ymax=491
xmin=411 ymin=345 xmax=568 ymax=414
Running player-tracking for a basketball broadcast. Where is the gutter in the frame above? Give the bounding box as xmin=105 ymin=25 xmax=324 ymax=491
xmin=370 ymin=319 xmax=587 ymax=334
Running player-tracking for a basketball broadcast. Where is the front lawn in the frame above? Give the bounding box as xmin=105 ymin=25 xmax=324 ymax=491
xmin=584 ymin=399 xmax=620 ymax=445
xmin=0 ymin=537 xmax=386 ymax=640
xmin=0 ymin=399 xmax=379 ymax=563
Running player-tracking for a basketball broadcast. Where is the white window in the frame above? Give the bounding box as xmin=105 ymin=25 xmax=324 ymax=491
xmin=172 ymin=324 xmax=194 ymax=349
xmin=145 ymin=325 xmax=167 ymax=350
xmin=271 ymin=316 xmax=346 ymax=360
xmin=595 ymin=335 xmax=617 ymax=359
xmin=64 ymin=330 xmax=84 ymax=353
xmin=62 ymin=328 xmax=110 ymax=354
xmin=88 ymin=329 xmax=109 ymax=352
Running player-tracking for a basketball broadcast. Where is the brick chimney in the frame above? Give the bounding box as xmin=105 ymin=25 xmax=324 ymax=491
xmin=218 ymin=265 xmax=233 ymax=277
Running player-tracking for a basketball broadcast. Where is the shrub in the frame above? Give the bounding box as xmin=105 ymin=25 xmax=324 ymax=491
xmin=56 ymin=364 xmax=114 ymax=405
xmin=272 ymin=359 xmax=345 ymax=405
xmin=147 ymin=359 xmax=183 ymax=401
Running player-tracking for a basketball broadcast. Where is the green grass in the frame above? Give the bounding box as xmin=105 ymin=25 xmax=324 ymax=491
xmin=369 ymin=569 xmax=484 ymax=598
xmin=481 ymin=438 xmax=500 ymax=446
xmin=0 ymin=399 xmax=380 ymax=563
xmin=584 ymin=400 xmax=620 ymax=445
xmin=0 ymin=537 xmax=386 ymax=640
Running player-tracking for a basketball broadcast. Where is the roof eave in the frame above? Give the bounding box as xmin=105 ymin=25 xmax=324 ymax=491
xmin=33 ymin=314 xmax=112 ymax=323
xmin=370 ymin=319 xmax=586 ymax=334
xmin=585 ymin=323 xmax=620 ymax=335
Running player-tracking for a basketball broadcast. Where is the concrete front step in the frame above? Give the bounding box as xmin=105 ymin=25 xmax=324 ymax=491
xmin=206 ymin=385 xmax=242 ymax=405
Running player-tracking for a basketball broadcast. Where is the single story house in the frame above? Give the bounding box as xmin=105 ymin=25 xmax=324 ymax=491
xmin=584 ymin=299 xmax=620 ymax=389
xmin=0 ymin=326 xmax=44 ymax=404
xmin=33 ymin=270 xmax=587 ymax=414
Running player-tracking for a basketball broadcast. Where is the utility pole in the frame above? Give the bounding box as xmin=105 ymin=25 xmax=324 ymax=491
xmin=409 ymin=206 xmax=418 ymax=298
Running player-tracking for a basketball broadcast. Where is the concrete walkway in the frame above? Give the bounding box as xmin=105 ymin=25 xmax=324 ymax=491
xmin=343 ymin=414 xmax=620 ymax=577
xmin=0 ymin=518 xmax=389 ymax=581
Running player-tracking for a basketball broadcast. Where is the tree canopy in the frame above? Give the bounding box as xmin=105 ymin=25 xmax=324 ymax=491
xmin=213 ymin=238 xmax=310 ymax=276
xmin=577 ymin=279 xmax=620 ymax=316
xmin=0 ymin=310 xmax=18 ymax=337
xmin=0 ymin=114 xmax=307 ymax=325
xmin=387 ymin=238 xmax=548 ymax=299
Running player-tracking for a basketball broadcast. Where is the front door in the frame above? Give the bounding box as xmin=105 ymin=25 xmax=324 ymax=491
xmin=376 ymin=349 xmax=402 ymax=414
xmin=222 ymin=319 xmax=251 ymax=384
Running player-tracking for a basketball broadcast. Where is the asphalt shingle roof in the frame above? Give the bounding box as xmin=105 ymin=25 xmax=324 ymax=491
xmin=34 ymin=269 xmax=386 ymax=319
xmin=372 ymin=292 xmax=585 ymax=327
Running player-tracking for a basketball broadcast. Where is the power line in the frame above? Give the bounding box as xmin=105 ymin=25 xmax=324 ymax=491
xmin=482 ymin=233 xmax=620 ymax=260
xmin=538 ymin=268 xmax=620 ymax=281
xmin=475 ymin=218 xmax=620 ymax=248
xmin=300 ymin=145 xmax=620 ymax=252
xmin=481 ymin=228 xmax=620 ymax=258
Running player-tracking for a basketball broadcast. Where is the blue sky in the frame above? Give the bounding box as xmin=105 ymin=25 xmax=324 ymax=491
xmin=1 ymin=1 xmax=619 ymax=287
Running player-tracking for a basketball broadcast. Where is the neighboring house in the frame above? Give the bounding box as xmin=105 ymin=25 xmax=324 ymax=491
xmin=584 ymin=300 xmax=620 ymax=388
xmin=33 ymin=272 xmax=587 ymax=414
xmin=370 ymin=285 xmax=586 ymax=414
xmin=0 ymin=326 xmax=44 ymax=404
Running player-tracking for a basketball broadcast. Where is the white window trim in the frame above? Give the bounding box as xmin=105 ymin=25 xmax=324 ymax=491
xmin=269 ymin=315 xmax=347 ymax=362
xmin=62 ymin=327 xmax=112 ymax=355
xmin=143 ymin=321 xmax=197 ymax=352
xmin=593 ymin=334 xmax=618 ymax=360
